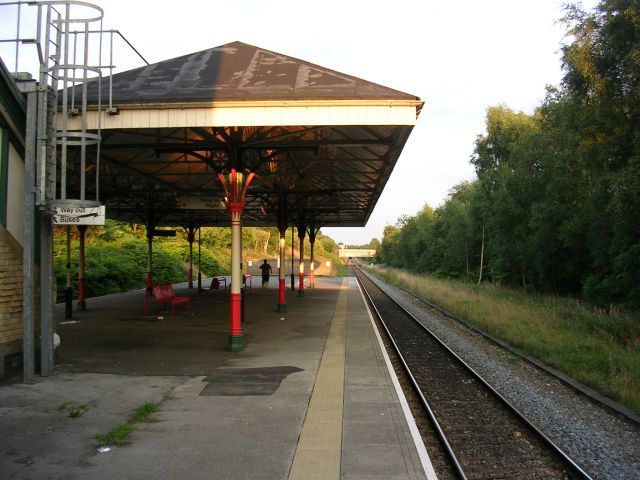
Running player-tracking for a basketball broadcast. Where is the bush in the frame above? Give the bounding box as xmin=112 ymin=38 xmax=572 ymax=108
xmin=583 ymin=274 xmax=616 ymax=310
xmin=54 ymin=239 xmax=187 ymax=301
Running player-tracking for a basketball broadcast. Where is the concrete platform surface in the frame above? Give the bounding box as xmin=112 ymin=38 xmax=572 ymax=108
xmin=0 ymin=276 xmax=431 ymax=479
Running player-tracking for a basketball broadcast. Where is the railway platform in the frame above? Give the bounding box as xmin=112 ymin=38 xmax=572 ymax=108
xmin=0 ymin=276 xmax=434 ymax=479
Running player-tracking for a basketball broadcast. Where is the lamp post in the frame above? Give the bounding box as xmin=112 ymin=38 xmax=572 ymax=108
xmin=217 ymin=168 xmax=255 ymax=352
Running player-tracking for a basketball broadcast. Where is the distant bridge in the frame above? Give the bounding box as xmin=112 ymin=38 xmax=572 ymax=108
xmin=338 ymin=248 xmax=376 ymax=259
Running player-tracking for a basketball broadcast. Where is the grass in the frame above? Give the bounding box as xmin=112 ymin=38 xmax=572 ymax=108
xmin=367 ymin=265 xmax=640 ymax=414
xmin=95 ymin=402 xmax=157 ymax=447
xmin=95 ymin=424 xmax=133 ymax=447
xmin=132 ymin=401 xmax=157 ymax=422
xmin=58 ymin=403 xmax=89 ymax=418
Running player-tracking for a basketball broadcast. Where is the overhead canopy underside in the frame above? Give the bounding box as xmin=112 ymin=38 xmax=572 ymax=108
xmin=61 ymin=41 xmax=423 ymax=227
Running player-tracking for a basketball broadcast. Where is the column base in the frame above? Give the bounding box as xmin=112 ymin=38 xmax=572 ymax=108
xmin=277 ymin=303 xmax=287 ymax=313
xmin=228 ymin=335 xmax=244 ymax=352
xmin=297 ymin=290 xmax=305 ymax=297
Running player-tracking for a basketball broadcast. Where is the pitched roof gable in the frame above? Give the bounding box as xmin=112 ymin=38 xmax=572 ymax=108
xmin=92 ymin=41 xmax=419 ymax=103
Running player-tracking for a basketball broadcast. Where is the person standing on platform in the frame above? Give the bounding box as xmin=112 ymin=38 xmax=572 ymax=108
xmin=259 ymin=259 xmax=273 ymax=287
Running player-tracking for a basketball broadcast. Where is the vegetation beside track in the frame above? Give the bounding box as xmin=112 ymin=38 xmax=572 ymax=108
xmin=366 ymin=264 xmax=640 ymax=414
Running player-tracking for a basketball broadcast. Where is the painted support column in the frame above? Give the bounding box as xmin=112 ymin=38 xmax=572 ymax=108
xmin=230 ymin=203 xmax=243 ymax=344
xmin=217 ymin=168 xmax=255 ymax=352
xmin=298 ymin=226 xmax=306 ymax=297
xmin=290 ymin=226 xmax=295 ymax=291
xmin=144 ymin=221 xmax=154 ymax=315
xmin=309 ymin=228 xmax=317 ymax=289
xmin=187 ymin=224 xmax=195 ymax=289
xmin=277 ymin=200 xmax=288 ymax=312
xmin=240 ymin=216 xmax=245 ymax=325
xmin=64 ymin=226 xmax=73 ymax=319
xmin=77 ymin=225 xmax=87 ymax=310
xmin=278 ymin=230 xmax=287 ymax=311
xmin=197 ymin=226 xmax=202 ymax=290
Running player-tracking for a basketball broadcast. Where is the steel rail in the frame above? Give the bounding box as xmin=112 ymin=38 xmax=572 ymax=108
xmin=354 ymin=267 xmax=593 ymax=480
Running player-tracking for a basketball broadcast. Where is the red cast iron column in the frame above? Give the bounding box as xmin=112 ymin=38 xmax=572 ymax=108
xmin=187 ymin=223 xmax=195 ymax=289
xmin=277 ymin=197 xmax=287 ymax=312
xmin=144 ymin=218 xmax=155 ymax=315
xmin=197 ymin=226 xmax=202 ymax=291
xmin=297 ymin=220 xmax=307 ymax=297
xmin=308 ymin=225 xmax=318 ymax=289
xmin=218 ymin=168 xmax=255 ymax=352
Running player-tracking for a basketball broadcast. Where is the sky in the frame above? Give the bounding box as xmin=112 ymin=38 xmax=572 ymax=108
xmin=0 ymin=0 xmax=599 ymax=245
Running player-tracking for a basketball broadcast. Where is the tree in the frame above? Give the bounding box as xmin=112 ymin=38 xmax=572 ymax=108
xmin=378 ymin=0 xmax=640 ymax=308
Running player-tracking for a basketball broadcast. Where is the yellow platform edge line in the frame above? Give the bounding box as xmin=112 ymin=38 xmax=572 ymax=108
xmin=288 ymin=278 xmax=348 ymax=480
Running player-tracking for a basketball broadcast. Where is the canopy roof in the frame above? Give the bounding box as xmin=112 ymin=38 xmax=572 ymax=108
xmin=62 ymin=41 xmax=423 ymax=228
xmin=83 ymin=41 xmax=420 ymax=103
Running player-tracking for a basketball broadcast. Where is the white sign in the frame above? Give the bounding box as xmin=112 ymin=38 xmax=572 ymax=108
xmin=177 ymin=196 xmax=225 ymax=210
xmin=54 ymin=205 xmax=106 ymax=225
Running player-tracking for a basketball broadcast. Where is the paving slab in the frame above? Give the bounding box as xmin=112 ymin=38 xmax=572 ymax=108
xmin=342 ymin=277 xmax=429 ymax=480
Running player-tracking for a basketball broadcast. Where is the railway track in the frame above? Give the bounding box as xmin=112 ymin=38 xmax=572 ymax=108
xmin=354 ymin=268 xmax=593 ymax=480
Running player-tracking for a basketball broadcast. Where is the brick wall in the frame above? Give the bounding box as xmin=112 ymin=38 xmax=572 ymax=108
xmin=0 ymin=225 xmax=23 ymax=358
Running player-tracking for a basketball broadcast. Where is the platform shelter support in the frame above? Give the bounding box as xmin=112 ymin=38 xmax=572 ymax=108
xmin=277 ymin=199 xmax=287 ymax=312
xmin=77 ymin=225 xmax=87 ymax=310
xmin=291 ymin=226 xmax=295 ymax=291
xmin=197 ymin=226 xmax=202 ymax=290
xmin=217 ymin=168 xmax=255 ymax=352
xmin=144 ymin=219 xmax=155 ymax=315
xmin=308 ymin=224 xmax=320 ymax=289
xmin=187 ymin=223 xmax=195 ymax=289
xmin=297 ymin=218 xmax=307 ymax=297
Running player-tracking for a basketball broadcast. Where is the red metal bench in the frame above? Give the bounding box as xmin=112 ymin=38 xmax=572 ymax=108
xmin=152 ymin=284 xmax=191 ymax=315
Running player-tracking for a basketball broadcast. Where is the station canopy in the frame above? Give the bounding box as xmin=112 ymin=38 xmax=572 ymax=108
xmin=62 ymin=41 xmax=423 ymax=227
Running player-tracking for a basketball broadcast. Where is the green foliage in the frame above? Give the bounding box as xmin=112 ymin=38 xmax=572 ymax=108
xmin=379 ymin=0 xmax=640 ymax=310
xmin=54 ymin=239 xmax=185 ymax=300
xmin=131 ymin=402 xmax=157 ymax=422
xmin=95 ymin=401 xmax=158 ymax=447
xmin=58 ymin=402 xmax=89 ymax=418
xmin=95 ymin=423 xmax=133 ymax=447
